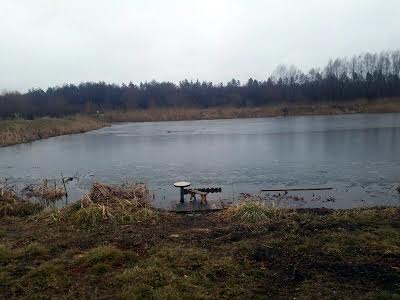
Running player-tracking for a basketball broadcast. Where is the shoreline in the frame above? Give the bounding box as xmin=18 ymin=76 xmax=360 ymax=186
xmin=102 ymin=98 xmax=400 ymax=122
xmin=1 ymin=182 xmax=399 ymax=299
xmin=1 ymin=99 xmax=400 ymax=147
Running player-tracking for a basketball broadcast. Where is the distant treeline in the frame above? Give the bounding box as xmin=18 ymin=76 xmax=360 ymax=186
xmin=1 ymin=50 xmax=400 ymax=119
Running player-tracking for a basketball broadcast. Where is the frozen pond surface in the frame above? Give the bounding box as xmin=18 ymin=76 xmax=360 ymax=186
xmin=1 ymin=113 xmax=400 ymax=209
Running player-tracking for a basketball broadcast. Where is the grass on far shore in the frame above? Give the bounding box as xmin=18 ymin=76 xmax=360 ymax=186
xmin=1 ymin=98 xmax=400 ymax=147
xmin=103 ymin=98 xmax=400 ymax=122
xmin=0 ymin=116 xmax=104 ymax=147
xmin=1 ymin=183 xmax=400 ymax=299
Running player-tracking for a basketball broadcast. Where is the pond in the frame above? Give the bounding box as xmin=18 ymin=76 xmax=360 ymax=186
xmin=1 ymin=113 xmax=400 ymax=209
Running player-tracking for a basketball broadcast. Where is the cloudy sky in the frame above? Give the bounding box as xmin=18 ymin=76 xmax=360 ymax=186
xmin=1 ymin=0 xmax=399 ymax=91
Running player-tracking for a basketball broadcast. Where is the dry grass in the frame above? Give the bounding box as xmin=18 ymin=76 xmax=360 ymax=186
xmin=291 ymin=98 xmax=400 ymax=115
xmin=70 ymin=203 xmax=111 ymax=227
xmin=0 ymin=201 xmax=43 ymax=218
xmin=224 ymin=197 xmax=282 ymax=224
xmin=33 ymin=182 xmax=159 ymax=227
xmin=32 ymin=208 xmax=65 ymax=225
xmin=88 ymin=182 xmax=150 ymax=207
xmin=103 ymin=98 xmax=400 ymax=122
xmin=74 ymin=183 xmax=158 ymax=226
xmin=23 ymin=179 xmax=65 ymax=201
xmin=0 ymin=116 xmax=104 ymax=147
xmin=103 ymin=106 xmax=284 ymax=122
xmin=0 ymin=188 xmax=15 ymax=203
xmin=0 ymin=187 xmax=44 ymax=217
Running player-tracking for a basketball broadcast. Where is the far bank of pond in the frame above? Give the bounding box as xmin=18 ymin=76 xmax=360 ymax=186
xmin=0 ymin=116 xmax=104 ymax=147
xmin=1 ymin=98 xmax=400 ymax=147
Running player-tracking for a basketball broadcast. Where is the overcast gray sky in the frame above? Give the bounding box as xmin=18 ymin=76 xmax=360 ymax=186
xmin=1 ymin=0 xmax=399 ymax=92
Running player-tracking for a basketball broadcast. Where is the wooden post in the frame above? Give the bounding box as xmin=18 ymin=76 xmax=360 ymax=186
xmin=174 ymin=181 xmax=191 ymax=203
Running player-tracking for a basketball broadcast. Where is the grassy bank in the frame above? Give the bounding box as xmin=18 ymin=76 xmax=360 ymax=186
xmin=1 ymin=183 xmax=399 ymax=299
xmin=103 ymin=98 xmax=400 ymax=122
xmin=0 ymin=116 xmax=104 ymax=147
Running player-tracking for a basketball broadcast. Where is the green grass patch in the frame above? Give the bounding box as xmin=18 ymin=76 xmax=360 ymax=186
xmin=17 ymin=242 xmax=48 ymax=260
xmin=77 ymin=245 xmax=124 ymax=267
xmin=114 ymin=243 xmax=255 ymax=299
xmin=1 ymin=202 xmax=400 ymax=299
xmin=226 ymin=200 xmax=281 ymax=224
xmin=22 ymin=259 xmax=67 ymax=291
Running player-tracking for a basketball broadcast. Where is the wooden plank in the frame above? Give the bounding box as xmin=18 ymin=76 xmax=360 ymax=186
xmin=186 ymin=189 xmax=208 ymax=196
xmin=261 ymin=187 xmax=332 ymax=192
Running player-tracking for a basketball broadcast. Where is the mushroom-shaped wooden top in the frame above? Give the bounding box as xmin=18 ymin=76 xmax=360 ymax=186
xmin=174 ymin=181 xmax=191 ymax=188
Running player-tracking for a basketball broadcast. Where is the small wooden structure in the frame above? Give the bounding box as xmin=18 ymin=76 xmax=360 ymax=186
xmin=186 ymin=189 xmax=208 ymax=204
xmin=184 ymin=187 xmax=222 ymax=204
xmin=172 ymin=182 xmax=224 ymax=212
xmin=173 ymin=199 xmax=226 ymax=213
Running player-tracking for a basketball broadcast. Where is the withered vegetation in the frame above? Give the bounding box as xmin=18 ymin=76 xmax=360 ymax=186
xmin=0 ymin=184 xmax=399 ymax=299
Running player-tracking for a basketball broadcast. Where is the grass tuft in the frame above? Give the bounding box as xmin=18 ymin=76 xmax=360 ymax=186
xmin=18 ymin=242 xmax=48 ymax=260
xmin=225 ymin=200 xmax=280 ymax=224
xmin=70 ymin=204 xmax=109 ymax=227
xmin=78 ymin=245 xmax=124 ymax=267
xmin=114 ymin=201 xmax=160 ymax=224
xmin=23 ymin=260 xmax=65 ymax=289
xmin=32 ymin=208 xmax=65 ymax=225
xmin=0 ymin=200 xmax=43 ymax=218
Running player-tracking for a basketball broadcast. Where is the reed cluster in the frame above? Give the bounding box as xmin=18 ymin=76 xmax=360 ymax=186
xmin=102 ymin=99 xmax=400 ymax=123
xmin=35 ymin=182 xmax=159 ymax=227
xmin=0 ymin=187 xmax=43 ymax=217
xmin=23 ymin=179 xmax=65 ymax=201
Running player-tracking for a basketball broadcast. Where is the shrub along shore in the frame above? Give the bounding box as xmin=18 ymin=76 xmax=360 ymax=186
xmin=1 ymin=98 xmax=400 ymax=147
xmin=0 ymin=182 xmax=399 ymax=299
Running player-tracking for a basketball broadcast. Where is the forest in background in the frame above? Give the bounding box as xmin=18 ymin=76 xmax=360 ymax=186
xmin=1 ymin=50 xmax=400 ymax=119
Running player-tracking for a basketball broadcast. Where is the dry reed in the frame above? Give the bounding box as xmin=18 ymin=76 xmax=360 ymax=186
xmin=0 ymin=187 xmax=44 ymax=217
xmin=102 ymin=98 xmax=400 ymax=123
xmin=0 ymin=116 xmax=104 ymax=147
xmin=87 ymin=182 xmax=150 ymax=207
xmin=34 ymin=182 xmax=157 ymax=227
xmin=23 ymin=180 xmax=65 ymax=201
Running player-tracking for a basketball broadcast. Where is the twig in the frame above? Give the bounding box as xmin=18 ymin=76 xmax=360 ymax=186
xmin=61 ymin=172 xmax=68 ymax=198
